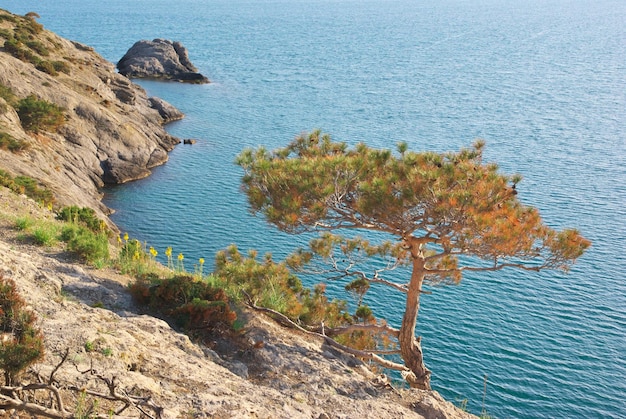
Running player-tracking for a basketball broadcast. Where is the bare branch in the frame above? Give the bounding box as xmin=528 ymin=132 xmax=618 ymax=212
xmin=320 ymin=335 xmax=408 ymax=371
xmin=0 ymin=390 xmax=71 ymax=419
xmin=369 ymin=276 xmax=408 ymax=293
xmin=321 ymin=323 xmax=400 ymax=339
xmin=49 ymin=348 xmax=70 ymax=384
xmin=245 ymin=299 xmax=409 ymax=373
xmin=460 ymin=262 xmax=542 ymax=273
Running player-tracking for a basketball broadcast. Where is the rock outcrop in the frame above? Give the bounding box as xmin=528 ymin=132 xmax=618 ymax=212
xmin=117 ymin=39 xmax=209 ymax=84
xmin=0 ymin=10 xmax=184 ymax=222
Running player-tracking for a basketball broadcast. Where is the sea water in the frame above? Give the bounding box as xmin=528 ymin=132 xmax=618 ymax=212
xmin=1 ymin=0 xmax=624 ymax=417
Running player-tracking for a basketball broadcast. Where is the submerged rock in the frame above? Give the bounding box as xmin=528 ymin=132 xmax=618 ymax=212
xmin=117 ymin=39 xmax=209 ymax=84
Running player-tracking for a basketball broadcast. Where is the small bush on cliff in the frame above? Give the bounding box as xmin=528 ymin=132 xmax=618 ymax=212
xmin=52 ymin=60 xmax=70 ymax=74
xmin=60 ymin=224 xmax=109 ymax=265
xmin=32 ymin=223 xmax=59 ymax=246
xmin=57 ymin=206 xmax=106 ymax=233
xmin=16 ymin=94 xmax=65 ymax=133
xmin=24 ymin=39 xmax=48 ymax=56
xmin=0 ymin=131 xmax=28 ymax=152
xmin=3 ymin=37 xmax=35 ymax=62
xmin=0 ymin=170 xmax=55 ymax=206
xmin=16 ymin=14 xmax=43 ymax=36
xmin=35 ymin=59 xmax=57 ymax=76
xmin=13 ymin=175 xmax=54 ymax=205
xmin=0 ymin=83 xmax=17 ymax=107
xmin=213 ymin=245 xmax=353 ymax=329
xmin=0 ymin=274 xmax=44 ymax=385
xmin=129 ymin=274 xmax=237 ymax=339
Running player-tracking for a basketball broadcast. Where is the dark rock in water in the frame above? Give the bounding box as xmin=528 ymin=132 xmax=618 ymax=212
xmin=149 ymin=97 xmax=184 ymax=123
xmin=101 ymin=158 xmax=151 ymax=185
xmin=117 ymin=39 xmax=209 ymax=84
xmin=183 ymin=139 xmax=197 ymax=145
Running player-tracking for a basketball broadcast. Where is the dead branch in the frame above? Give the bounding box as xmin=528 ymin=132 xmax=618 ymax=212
xmin=316 ymin=322 xmax=400 ymax=338
xmin=76 ymin=367 xmax=163 ymax=419
xmin=0 ymin=349 xmax=163 ymax=419
xmin=246 ymin=299 xmax=409 ymax=373
xmin=0 ymin=395 xmax=68 ymax=418
xmin=48 ymin=348 xmax=70 ymax=385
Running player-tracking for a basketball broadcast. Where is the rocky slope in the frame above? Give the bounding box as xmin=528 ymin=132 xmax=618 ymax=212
xmin=0 ymin=9 xmax=182 ymax=224
xmin=0 ymin=188 xmax=475 ymax=418
xmin=0 ymin=9 xmax=476 ymax=418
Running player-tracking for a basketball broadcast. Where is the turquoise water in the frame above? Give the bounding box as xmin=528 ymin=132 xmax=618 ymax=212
xmin=2 ymin=0 xmax=625 ymax=417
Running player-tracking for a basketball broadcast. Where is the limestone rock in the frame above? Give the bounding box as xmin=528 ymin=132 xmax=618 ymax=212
xmin=117 ymin=39 xmax=209 ymax=84
xmin=0 ymin=10 xmax=183 ymax=222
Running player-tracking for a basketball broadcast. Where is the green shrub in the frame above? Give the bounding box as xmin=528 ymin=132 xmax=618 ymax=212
xmin=35 ymin=60 xmax=57 ymax=76
xmin=14 ymin=216 xmax=34 ymax=231
xmin=32 ymin=223 xmax=58 ymax=246
xmin=129 ymin=274 xmax=237 ymax=338
xmin=3 ymin=38 xmax=31 ymax=61
xmin=13 ymin=175 xmax=54 ymax=206
xmin=25 ymin=39 xmax=48 ymax=56
xmin=17 ymin=16 xmax=43 ymax=36
xmin=59 ymin=223 xmax=82 ymax=244
xmin=84 ymin=340 xmax=94 ymax=352
xmin=0 ymin=84 xmax=16 ymax=106
xmin=62 ymin=225 xmax=109 ymax=265
xmin=16 ymin=95 xmax=65 ymax=133
xmin=56 ymin=206 xmax=104 ymax=233
xmin=52 ymin=60 xmax=70 ymax=74
xmin=0 ymin=171 xmax=55 ymax=206
xmin=0 ymin=274 xmax=44 ymax=385
xmin=0 ymin=14 xmax=17 ymax=24
xmin=0 ymin=132 xmax=28 ymax=152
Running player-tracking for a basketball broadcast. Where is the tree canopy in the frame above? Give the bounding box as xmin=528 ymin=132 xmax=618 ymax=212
xmin=236 ymin=130 xmax=590 ymax=389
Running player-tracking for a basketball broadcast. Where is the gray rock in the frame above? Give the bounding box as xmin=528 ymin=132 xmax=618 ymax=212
xmin=117 ymin=39 xmax=209 ymax=84
xmin=101 ymin=157 xmax=151 ymax=184
xmin=149 ymin=97 xmax=184 ymax=123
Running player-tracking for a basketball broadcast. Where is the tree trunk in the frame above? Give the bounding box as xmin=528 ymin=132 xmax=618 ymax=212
xmin=398 ymin=238 xmax=431 ymax=390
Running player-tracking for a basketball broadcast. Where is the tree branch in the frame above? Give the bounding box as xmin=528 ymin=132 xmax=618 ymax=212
xmin=0 ymin=392 xmax=71 ymax=419
xmin=245 ymin=299 xmax=409 ymax=373
xmin=317 ymin=322 xmax=400 ymax=339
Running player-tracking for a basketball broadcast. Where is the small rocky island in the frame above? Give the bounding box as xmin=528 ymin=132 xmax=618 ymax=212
xmin=117 ymin=39 xmax=210 ymax=83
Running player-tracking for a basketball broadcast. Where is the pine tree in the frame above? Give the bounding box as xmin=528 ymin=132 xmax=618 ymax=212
xmin=237 ymin=130 xmax=590 ymax=389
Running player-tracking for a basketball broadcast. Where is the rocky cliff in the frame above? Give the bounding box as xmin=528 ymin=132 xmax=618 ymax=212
xmin=0 ymin=9 xmax=182 ymax=223
xmin=0 ymin=9 xmax=475 ymax=418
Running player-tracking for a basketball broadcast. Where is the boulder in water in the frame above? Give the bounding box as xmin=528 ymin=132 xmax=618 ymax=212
xmin=117 ymin=39 xmax=209 ymax=84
